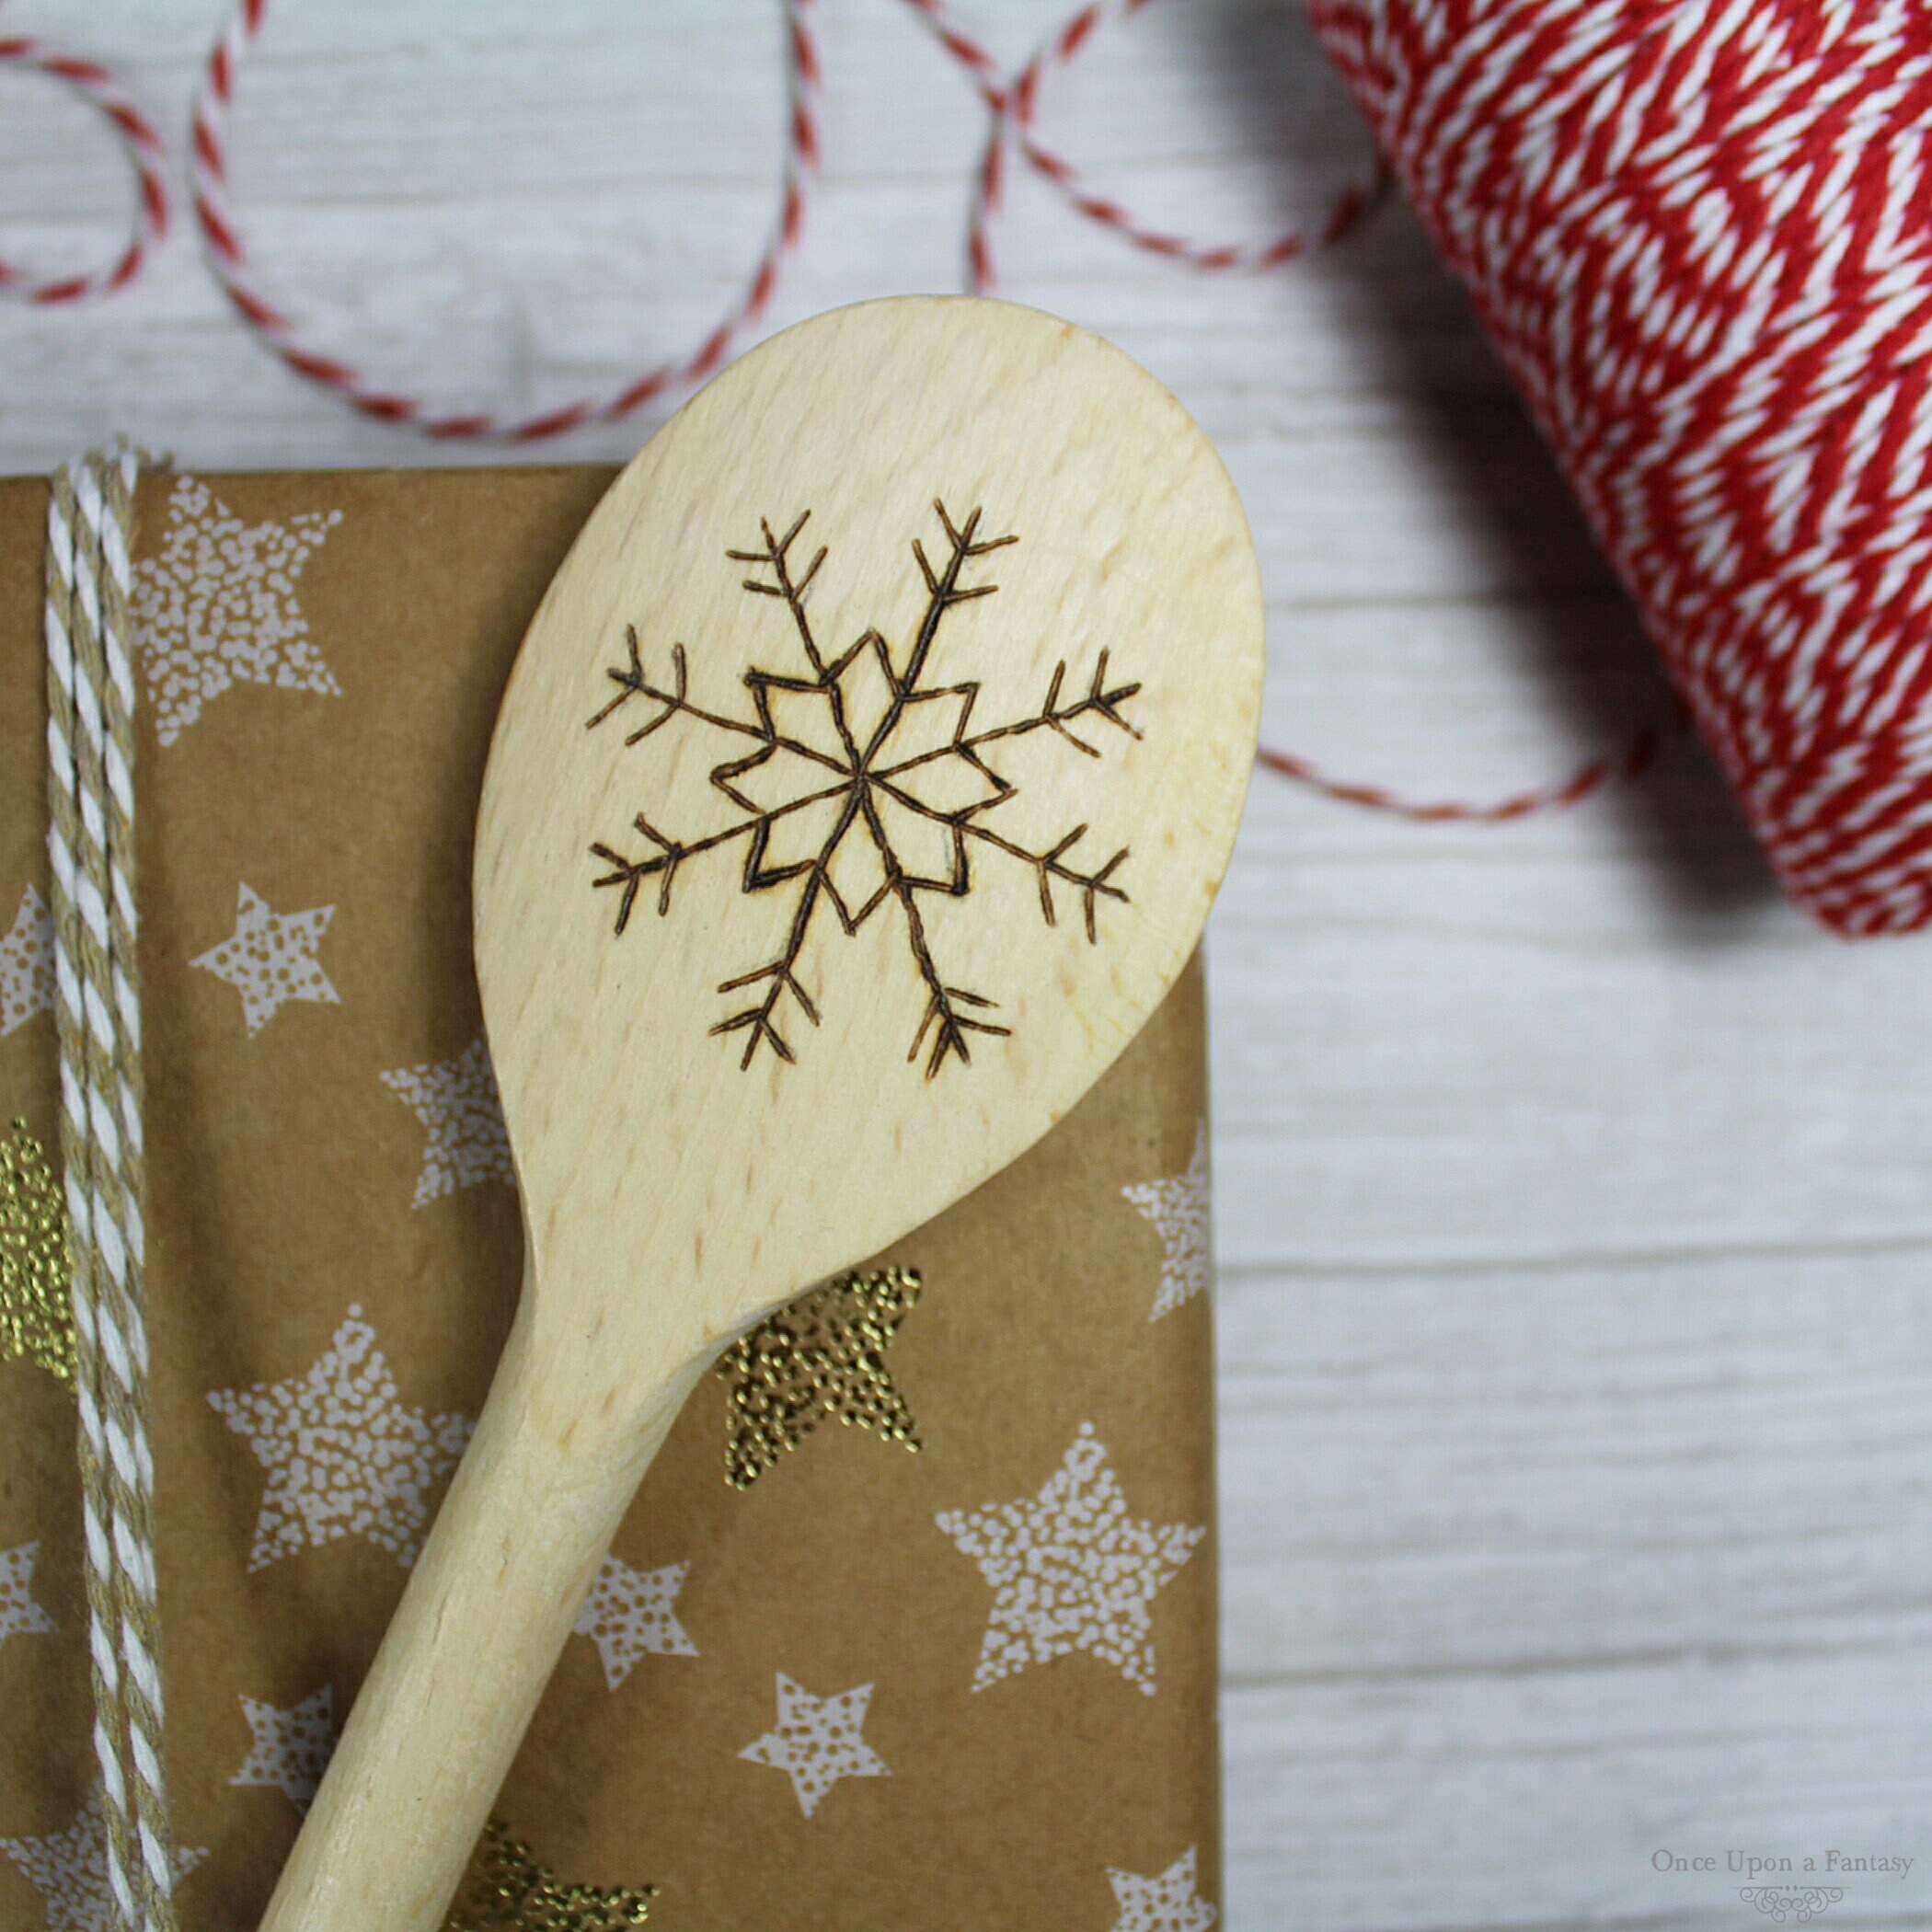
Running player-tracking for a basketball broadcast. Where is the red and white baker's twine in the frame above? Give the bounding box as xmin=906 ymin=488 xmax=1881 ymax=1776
xmin=0 ymin=8 xmax=167 ymax=305
xmin=188 ymin=0 xmax=819 ymax=439
xmin=17 ymin=0 xmax=1686 ymax=840
xmin=897 ymin=0 xmax=1383 ymax=290
xmin=178 ymin=0 xmax=1379 ymax=431
xmin=1257 ymin=707 xmax=1679 ymax=825
xmin=1305 ymin=0 xmax=1932 ymax=933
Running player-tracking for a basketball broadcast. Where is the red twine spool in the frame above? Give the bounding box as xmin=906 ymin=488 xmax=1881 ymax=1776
xmin=1307 ymin=0 xmax=1932 ymax=936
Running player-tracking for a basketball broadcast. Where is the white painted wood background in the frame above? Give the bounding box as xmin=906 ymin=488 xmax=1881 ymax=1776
xmin=6 ymin=3 xmax=1931 ymax=1926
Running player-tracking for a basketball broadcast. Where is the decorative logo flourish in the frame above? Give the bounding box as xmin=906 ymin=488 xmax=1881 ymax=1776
xmin=1739 ymin=1891 xmax=1844 ymax=1925
xmin=587 ymin=502 xmax=1141 ymax=1075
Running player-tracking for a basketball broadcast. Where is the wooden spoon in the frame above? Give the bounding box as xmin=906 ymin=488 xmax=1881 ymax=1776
xmin=259 ymin=294 xmax=1264 ymax=1932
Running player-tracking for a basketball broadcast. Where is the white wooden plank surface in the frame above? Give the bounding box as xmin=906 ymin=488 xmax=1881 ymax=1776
xmin=6 ymin=4 xmax=1931 ymax=1927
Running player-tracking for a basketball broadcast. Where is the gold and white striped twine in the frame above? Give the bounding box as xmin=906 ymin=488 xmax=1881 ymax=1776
xmin=44 ymin=445 xmax=179 ymax=1932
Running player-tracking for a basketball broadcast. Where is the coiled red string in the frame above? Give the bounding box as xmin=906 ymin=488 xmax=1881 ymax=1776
xmin=1307 ymin=0 xmax=1932 ymax=934
xmin=896 ymin=0 xmax=1383 ymax=291
xmin=188 ymin=0 xmax=821 ymax=439
xmin=0 ymin=7 xmax=167 ymax=305
xmin=1258 ymin=705 xmax=1678 ymax=824
xmin=11 ymin=0 xmax=1688 ymax=850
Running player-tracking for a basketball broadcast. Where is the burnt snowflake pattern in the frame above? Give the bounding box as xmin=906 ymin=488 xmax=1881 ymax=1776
xmin=587 ymin=502 xmax=1141 ymax=1075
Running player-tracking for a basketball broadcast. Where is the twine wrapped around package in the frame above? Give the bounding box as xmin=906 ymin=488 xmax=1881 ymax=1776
xmin=43 ymin=446 xmax=181 ymax=1932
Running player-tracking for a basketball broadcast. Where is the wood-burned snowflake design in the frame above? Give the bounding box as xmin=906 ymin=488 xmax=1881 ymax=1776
xmin=587 ymin=502 xmax=1141 ymax=1075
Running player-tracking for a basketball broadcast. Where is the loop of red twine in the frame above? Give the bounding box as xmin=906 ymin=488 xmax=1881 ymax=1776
xmin=188 ymin=0 xmax=822 ymax=440
xmin=896 ymin=0 xmax=1385 ymax=291
xmin=1259 ymin=704 xmax=1682 ymax=824
xmin=0 ymin=7 xmax=167 ymax=305
xmin=8 ymin=0 xmax=1679 ymax=840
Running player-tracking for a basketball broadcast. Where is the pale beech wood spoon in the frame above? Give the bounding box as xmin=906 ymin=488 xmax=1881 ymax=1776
xmin=258 ymin=294 xmax=1264 ymax=1932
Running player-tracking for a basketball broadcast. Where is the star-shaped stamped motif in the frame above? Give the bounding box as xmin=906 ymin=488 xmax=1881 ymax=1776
xmin=446 ymin=1819 xmax=656 ymax=1930
xmin=0 ymin=885 xmax=53 ymax=1038
xmin=0 ymin=1542 xmax=55 ymax=1649
xmin=738 ymin=1673 xmax=889 ymax=1819
xmin=380 ymin=1035 xmax=514 ymax=1209
xmin=229 ymin=1684 xmax=337 ymax=1811
xmin=1 ymin=1120 xmax=75 ymax=1385
xmin=191 ymin=883 xmax=340 ymax=1035
xmin=132 ymin=475 xmax=342 ymax=745
xmin=714 ymin=1266 xmax=924 ymax=1489
xmin=1122 ymin=1121 xmax=1211 ymax=1319
xmin=1108 ymin=1847 xmax=1217 ymax=1932
xmin=207 ymin=1304 xmax=472 ymax=1570
xmin=935 ymin=1422 xmax=1203 ymax=1696
xmin=573 ymin=1554 xmax=697 ymax=1690
xmin=0 ymin=1783 xmax=205 ymax=1932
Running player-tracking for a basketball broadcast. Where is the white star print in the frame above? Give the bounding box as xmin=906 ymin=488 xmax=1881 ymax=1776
xmin=0 ymin=884 xmax=53 ymax=1037
xmin=207 ymin=1305 xmax=471 ymax=1570
xmin=936 ymin=1422 xmax=1203 ymax=1696
xmin=131 ymin=474 xmax=342 ymax=745
xmin=0 ymin=1543 xmax=55 ymax=1648
xmin=738 ymin=1673 xmax=888 ymax=1818
xmin=573 ymin=1554 xmax=697 ymax=1689
xmin=0 ymin=1784 xmax=205 ymax=1932
xmin=1122 ymin=1121 xmax=1211 ymax=1319
xmin=379 ymin=1036 xmax=514 ymax=1208
xmin=1109 ymin=1847 xmax=1217 ymax=1932
xmin=229 ymin=1685 xmax=337 ymax=1811
xmin=191 ymin=883 xmax=340 ymax=1035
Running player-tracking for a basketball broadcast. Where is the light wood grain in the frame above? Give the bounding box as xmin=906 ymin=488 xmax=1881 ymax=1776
xmin=259 ymin=294 xmax=1263 ymax=1932
xmin=5 ymin=5 xmax=1930 ymax=1928
xmin=1226 ymin=1649 xmax=1932 ymax=1930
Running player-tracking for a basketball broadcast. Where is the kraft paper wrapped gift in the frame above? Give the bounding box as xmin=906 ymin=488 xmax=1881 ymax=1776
xmin=0 ymin=466 xmax=1221 ymax=1932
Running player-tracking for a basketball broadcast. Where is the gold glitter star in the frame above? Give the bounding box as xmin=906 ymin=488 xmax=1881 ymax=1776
xmin=445 ymin=1820 xmax=654 ymax=1931
xmin=0 ymin=1118 xmax=73 ymax=1384
xmin=716 ymin=1266 xmax=924 ymax=1489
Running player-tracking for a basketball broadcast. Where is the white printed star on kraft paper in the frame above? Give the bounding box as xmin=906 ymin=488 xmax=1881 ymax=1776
xmin=573 ymin=1554 xmax=697 ymax=1690
xmin=1108 ymin=1847 xmax=1217 ymax=1932
xmin=191 ymin=883 xmax=340 ymax=1035
xmin=132 ymin=474 xmax=342 ymax=745
xmin=380 ymin=1035 xmax=515 ymax=1208
xmin=0 ymin=1542 xmax=55 ymax=1649
xmin=230 ymin=1685 xmax=338 ymax=1811
xmin=0 ymin=884 xmax=53 ymax=1037
xmin=738 ymin=1673 xmax=888 ymax=1818
xmin=0 ymin=1784 xmax=204 ymax=1932
xmin=207 ymin=1305 xmax=471 ymax=1570
xmin=1122 ymin=1121 xmax=1211 ymax=1319
xmin=936 ymin=1422 xmax=1203 ymax=1695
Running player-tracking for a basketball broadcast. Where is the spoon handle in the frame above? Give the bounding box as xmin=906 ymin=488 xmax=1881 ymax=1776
xmin=257 ymin=1294 xmax=703 ymax=1932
